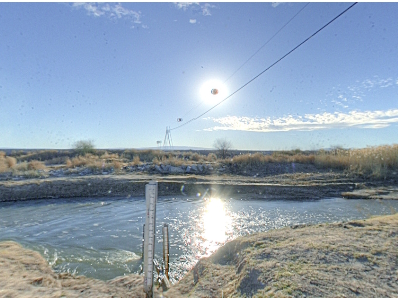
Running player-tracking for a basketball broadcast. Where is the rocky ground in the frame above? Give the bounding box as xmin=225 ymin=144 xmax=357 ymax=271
xmin=2 ymin=213 xmax=397 ymax=297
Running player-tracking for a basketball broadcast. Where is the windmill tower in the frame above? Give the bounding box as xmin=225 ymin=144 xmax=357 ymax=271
xmin=163 ymin=126 xmax=173 ymax=150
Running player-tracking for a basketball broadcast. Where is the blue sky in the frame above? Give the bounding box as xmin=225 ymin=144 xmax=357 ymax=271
xmin=1 ymin=2 xmax=397 ymax=150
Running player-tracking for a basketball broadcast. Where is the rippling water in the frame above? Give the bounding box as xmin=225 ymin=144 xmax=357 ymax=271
xmin=1 ymin=195 xmax=397 ymax=282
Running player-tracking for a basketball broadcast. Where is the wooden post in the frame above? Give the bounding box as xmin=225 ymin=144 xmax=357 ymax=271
xmin=162 ymin=223 xmax=170 ymax=280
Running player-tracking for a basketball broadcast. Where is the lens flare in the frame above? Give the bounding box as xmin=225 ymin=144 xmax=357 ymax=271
xmin=200 ymin=80 xmax=228 ymax=104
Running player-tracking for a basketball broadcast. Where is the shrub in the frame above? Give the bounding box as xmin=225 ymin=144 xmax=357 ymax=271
xmin=27 ymin=160 xmax=46 ymax=170
xmin=206 ymin=153 xmax=217 ymax=162
xmin=6 ymin=156 xmax=17 ymax=168
xmin=0 ymin=160 xmax=8 ymax=173
xmin=131 ymin=155 xmax=141 ymax=165
xmin=101 ymin=151 xmax=119 ymax=160
xmin=12 ymin=162 xmax=29 ymax=172
xmin=66 ymin=156 xmax=90 ymax=168
xmin=112 ymin=160 xmax=123 ymax=171
xmin=123 ymin=149 xmax=165 ymax=162
xmin=73 ymin=140 xmax=96 ymax=156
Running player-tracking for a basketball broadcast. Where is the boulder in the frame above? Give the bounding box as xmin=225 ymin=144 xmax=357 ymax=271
xmin=155 ymin=165 xmax=164 ymax=174
xmin=169 ymin=166 xmax=184 ymax=174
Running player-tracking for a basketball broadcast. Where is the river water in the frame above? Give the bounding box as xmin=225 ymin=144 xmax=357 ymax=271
xmin=1 ymin=195 xmax=397 ymax=283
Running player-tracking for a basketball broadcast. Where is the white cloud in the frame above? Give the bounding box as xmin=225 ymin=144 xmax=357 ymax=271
xmin=204 ymin=109 xmax=398 ymax=132
xmin=174 ymin=2 xmax=215 ymax=16
xmin=271 ymin=2 xmax=282 ymax=8
xmin=189 ymin=19 xmax=197 ymax=24
xmin=201 ymin=3 xmax=215 ymax=16
xmin=73 ymin=3 xmax=104 ymax=17
xmin=73 ymin=2 xmax=141 ymax=25
xmin=330 ymin=76 xmax=398 ymax=108
xmin=174 ymin=2 xmax=197 ymax=11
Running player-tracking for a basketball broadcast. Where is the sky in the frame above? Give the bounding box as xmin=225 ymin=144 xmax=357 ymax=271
xmin=1 ymin=2 xmax=397 ymax=151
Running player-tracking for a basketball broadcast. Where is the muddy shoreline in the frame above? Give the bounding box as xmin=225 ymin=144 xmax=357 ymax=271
xmin=0 ymin=171 xmax=381 ymax=202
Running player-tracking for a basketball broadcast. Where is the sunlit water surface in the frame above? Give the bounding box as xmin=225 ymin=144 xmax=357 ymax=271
xmin=1 ymin=195 xmax=397 ymax=283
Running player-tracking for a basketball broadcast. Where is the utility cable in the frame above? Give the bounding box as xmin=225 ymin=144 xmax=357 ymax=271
xmin=178 ymin=2 xmax=310 ymax=121
xmin=170 ymin=2 xmax=357 ymax=131
xmin=223 ymin=2 xmax=310 ymax=84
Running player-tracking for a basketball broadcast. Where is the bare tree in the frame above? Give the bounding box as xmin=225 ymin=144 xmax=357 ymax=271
xmin=214 ymin=138 xmax=232 ymax=159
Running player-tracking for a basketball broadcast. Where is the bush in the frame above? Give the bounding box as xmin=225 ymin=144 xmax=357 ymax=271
xmin=0 ymin=154 xmax=17 ymax=173
xmin=123 ymin=149 xmax=165 ymax=162
xmin=131 ymin=155 xmax=141 ymax=165
xmin=27 ymin=160 xmax=46 ymax=170
xmin=73 ymin=140 xmax=96 ymax=156
xmin=206 ymin=153 xmax=217 ymax=162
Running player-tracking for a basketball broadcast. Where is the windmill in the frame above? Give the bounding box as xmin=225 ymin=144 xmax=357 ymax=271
xmin=163 ymin=126 xmax=173 ymax=150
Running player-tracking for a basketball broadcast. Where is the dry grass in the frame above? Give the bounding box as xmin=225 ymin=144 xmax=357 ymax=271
xmin=348 ymin=145 xmax=398 ymax=178
xmin=27 ymin=160 xmax=46 ymax=170
xmin=167 ymin=213 xmax=398 ymax=297
xmin=2 ymin=144 xmax=397 ymax=179
xmin=100 ymin=151 xmax=120 ymax=160
xmin=229 ymin=152 xmax=315 ymax=167
xmin=0 ymin=153 xmax=17 ymax=173
xmin=123 ymin=149 xmax=165 ymax=162
xmin=315 ymin=148 xmax=350 ymax=170
xmin=130 ymin=155 xmax=141 ymax=166
xmin=65 ymin=154 xmax=123 ymax=172
xmin=315 ymin=145 xmax=398 ymax=178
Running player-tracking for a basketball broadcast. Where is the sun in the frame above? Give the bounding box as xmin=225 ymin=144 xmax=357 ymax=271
xmin=199 ymin=79 xmax=228 ymax=104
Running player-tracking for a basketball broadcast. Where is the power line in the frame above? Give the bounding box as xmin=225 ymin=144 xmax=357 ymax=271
xmin=171 ymin=2 xmax=357 ymax=131
xmin=178 ymin=2 xmax=310 ymax=122
xmin=223 ymin=2 xmax=310 ymax=84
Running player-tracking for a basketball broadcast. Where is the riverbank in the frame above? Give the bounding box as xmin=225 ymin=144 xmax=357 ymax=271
xmin=1 ymin=213 xmax=397 ymax=297
xmin=0 ymin=241 xmax=144 ymax=297
xmin=2 ymin=170 xmax=396 ymax=202
xmin=167 ymin=212 xmax=398 ymax=297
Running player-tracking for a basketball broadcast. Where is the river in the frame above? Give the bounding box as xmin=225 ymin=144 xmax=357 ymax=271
xmin=1 ymin=195 xmax=397 ymax=283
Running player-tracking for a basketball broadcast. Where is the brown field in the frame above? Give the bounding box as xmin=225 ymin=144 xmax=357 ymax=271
xmin=1 ymin=144 xmax=397 ymax=179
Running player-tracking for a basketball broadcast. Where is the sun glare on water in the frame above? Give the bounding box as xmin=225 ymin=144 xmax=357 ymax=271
xmin=202 ymin=198 xmax=231 ymax=246
xmin=200 ymin=79 xmax=228 ymax=104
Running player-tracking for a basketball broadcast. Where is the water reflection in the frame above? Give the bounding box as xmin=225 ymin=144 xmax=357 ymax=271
xmin=1 ymin=197 xmax=398 ymax=282
xmin=202 ymin=198 xmax=232 ymax=255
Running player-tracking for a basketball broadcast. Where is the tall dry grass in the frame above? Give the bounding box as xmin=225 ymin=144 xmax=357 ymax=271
xmin=0 ymin=153 xmax=17 ymax=173
xmin=229 ymin=152 xmax=315 ymax=167
xmin=123 ymin=149 xmax=165 ymax=162
xmin=315 ymin=145 xmax=398 ymax=178
xmin=65 ymin=154 xmax=123 ymax=172
xmin=314 ymin=148 xmax=350 ymax=170
xmin=348 ymin=145 xmax=398 ymax=178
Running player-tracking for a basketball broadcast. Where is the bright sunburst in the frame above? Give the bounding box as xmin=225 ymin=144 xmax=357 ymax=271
xmin=199 ymin=79 xmax=228 ymax=104
xmin=203 ymin=198 xmax=231 ymax=244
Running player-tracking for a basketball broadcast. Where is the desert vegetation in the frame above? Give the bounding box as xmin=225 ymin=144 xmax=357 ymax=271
xmin=0 ymin=143 xmax=397 ymax=180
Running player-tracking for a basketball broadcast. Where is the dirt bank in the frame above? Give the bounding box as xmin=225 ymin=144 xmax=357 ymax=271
xmin=2 ymin=213 xmax=397 ymax=297
xmin=166 ymin=213 xmax=398 ymax=297
xmin=0 ymin=172 xmax=362 ymax=202
xmin=0 ymin=241 xmax=145 ymax=297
